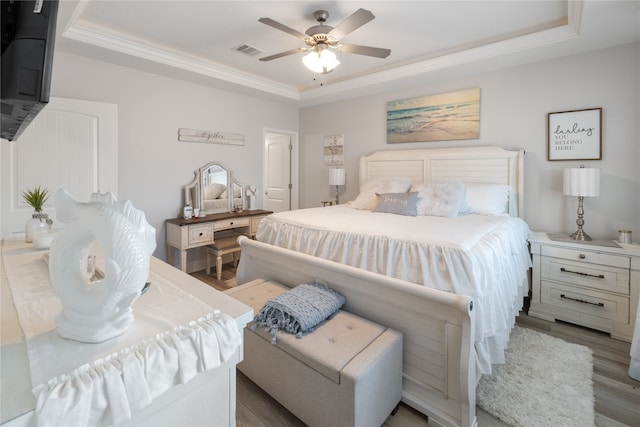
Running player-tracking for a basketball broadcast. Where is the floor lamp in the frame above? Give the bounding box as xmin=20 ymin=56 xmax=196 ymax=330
xmin=563 ymin=165 xmax=600 ymax=241
xmin=329 ymin=168 xmax=345 ymax=205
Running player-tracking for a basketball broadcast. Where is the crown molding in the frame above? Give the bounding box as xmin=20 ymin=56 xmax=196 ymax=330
xmin=62 ymin=15 xmax=301 ymax=100
xmin=61 ymin=1 xmax=583 ymax=104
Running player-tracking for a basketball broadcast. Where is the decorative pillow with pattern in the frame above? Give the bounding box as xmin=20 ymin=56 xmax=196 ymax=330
xmin=411 ymin=182 xmax=466 ymax=217
xmin=350 ymin=178 xmax=413 ymax=210
xmin=372 ymin=192 xmax=418 ymax=216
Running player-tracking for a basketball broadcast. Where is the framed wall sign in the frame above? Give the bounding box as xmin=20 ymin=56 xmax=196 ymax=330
xmin=547 ymin=108 xmax=602 ymax=161
xmin=178 ymin=128 xmax=245 ymax=145
xmin=323 ymin=134 xmax=344 ymax=165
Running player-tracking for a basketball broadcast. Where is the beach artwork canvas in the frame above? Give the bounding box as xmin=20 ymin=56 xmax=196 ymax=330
xmin=387 ymin=88 xmax=480 ymax=143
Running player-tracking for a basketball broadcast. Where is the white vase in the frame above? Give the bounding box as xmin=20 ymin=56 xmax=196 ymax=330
xmin=25 ymin=210 xmax=52 ymax=243
xmin=49 ymin=189 xmax=156 ymax=343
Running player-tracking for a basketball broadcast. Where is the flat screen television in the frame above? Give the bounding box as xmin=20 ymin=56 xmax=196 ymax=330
xmin=1 ymin=0 xmax=59 ymax=141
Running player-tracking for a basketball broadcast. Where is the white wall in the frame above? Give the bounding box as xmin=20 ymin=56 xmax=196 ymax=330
xmin=7 ymin=42 xmax=638 ymax=262
xmin=299 ymin=42 xmax=640 ymax=241
xmin=49 ymin=51 xmax=299 ymax=262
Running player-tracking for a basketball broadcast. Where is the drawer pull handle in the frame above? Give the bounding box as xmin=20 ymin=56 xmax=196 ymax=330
xmin=560 ymin=293 xmax=604 ymax=307
xmin=230 ymin=221 xmax=234 ymax=225
xmin=560 ymin=267 xmax=604 ymax=279
xmin=199 ymin=232 xmax=203 ymax=236
xmin=579 ymin=254 xmax=586 ymax=259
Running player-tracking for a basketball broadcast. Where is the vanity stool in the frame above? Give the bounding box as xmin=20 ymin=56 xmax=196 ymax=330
xmin=205 ymin=236 xmax=242 ymax=281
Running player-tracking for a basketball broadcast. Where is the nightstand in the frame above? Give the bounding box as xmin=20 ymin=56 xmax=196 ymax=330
xmin=529 ymin=231 xmax=640 ymax=342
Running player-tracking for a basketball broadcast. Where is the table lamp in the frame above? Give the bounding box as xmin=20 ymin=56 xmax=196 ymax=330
xmin=563 ymin=165 xmax=600 ymax=241
xmin=329 ymin=168 xmax=345 ymax=205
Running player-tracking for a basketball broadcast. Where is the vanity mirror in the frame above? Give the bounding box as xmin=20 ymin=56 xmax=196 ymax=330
xmin=183 ymin=162 xmax=245 ymax=214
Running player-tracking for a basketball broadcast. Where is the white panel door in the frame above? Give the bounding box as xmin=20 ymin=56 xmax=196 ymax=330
xmin=265 ymin=134 xmax=291 ymax=213
xmin=1 ymin=97 xmax=117 ymax=238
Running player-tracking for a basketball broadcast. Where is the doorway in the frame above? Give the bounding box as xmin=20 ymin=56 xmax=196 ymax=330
xmin=1 ymin=97 xmax=118 ymax=238
xmin=263 ymin=129 xmax=298 ymax=213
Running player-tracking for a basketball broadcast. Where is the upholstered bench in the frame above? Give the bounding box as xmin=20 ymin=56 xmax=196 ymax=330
xmin=225 ymin=278 xmax=403 ymax=427
xmin=205 ymin=235 xmax=242 ymax=280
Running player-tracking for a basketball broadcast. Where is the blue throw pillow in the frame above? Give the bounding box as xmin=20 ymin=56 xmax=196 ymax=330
xmin=372 ymin=191 xmax=418 ymax=216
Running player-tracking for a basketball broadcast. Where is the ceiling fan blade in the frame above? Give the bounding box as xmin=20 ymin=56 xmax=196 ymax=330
xmin=339 ymin=44 xmax=391 ymax=58
xmin=328 ymin=8 xmax=375 ymax=39
xmin=259 ymin=47 xmax=307 ymax=62
xmin=258 ymin=17 xmax=309 ymax=40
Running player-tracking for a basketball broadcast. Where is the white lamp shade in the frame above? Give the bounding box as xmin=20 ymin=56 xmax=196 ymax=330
xmin=329 ymin=168 xmax=345 ymax=186
xmin=563 ymin=167 xmax=600 ymax=197
xmin=303 ymin=48 xmax=340 ymax=74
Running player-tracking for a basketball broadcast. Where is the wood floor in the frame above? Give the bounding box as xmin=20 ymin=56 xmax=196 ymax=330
xmin=192 ymin=265 xmax=640 ymax=427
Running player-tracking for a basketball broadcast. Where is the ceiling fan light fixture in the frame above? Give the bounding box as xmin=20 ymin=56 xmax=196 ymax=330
xmin=303 ymin=47 xmax=340 ymax=74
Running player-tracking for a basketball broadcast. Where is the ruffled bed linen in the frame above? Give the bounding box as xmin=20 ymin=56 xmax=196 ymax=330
xmin=203 ymin=197 xmax=243 ymax=212
xmin=3 ymin=247 xmax=241 ymax=427
xmin=256 ymin=204 xmax=532 ymax=376
xmin=33 ymin=312 xmax=238 ymax=427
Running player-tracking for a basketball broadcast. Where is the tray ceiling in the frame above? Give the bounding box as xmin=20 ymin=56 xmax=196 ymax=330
xmin=55 ymin=1 xmax=640 ymax=106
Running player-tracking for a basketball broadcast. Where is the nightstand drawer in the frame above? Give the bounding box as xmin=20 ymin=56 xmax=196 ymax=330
xmin=540 ymin=280 xmax=629 ymax=324
xmin=188 ymin=224 xmax=214 ymax=245
xmin=541 ymin=246 xmax=630 ymax=269
xmin=541 ymin=257 xmax=629 ymax=295
xmin=213 ymin=217 xmax=250 ymax=231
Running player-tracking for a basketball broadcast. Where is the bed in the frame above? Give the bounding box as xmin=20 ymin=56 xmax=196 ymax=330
xmin=202 ymin=182 xmax=243 ymax=212
xmin=241 ymin=146 xmax=530 ymax=425
xmin=237 ymin=237 xmax=475 ymax=427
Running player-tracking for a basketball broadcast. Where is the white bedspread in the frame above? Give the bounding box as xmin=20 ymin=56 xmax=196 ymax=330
xmin=257 ymin=205 xmax=532 ymax=375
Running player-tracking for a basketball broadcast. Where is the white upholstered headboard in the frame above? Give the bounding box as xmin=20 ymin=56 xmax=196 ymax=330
xmin=359 ymin=145 xmax=525 ymax=218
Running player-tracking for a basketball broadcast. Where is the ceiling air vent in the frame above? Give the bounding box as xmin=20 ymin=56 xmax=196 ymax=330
xmin=233 ymin=43 xmax=264 ymax=57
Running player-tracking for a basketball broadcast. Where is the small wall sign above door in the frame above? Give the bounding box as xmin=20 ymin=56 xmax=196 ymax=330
xmin=178 ymin=128 xmax=245 ymax=146
xmin=547 ymin=108 xmax=602 ymax=161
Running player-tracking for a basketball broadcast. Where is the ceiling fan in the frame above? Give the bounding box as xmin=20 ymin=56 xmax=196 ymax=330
xmin=258 ymin=8 xmax=391 ymax=74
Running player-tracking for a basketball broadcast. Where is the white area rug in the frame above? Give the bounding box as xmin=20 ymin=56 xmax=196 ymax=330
xmin=477 ymin=326 xmax=594 ymax=427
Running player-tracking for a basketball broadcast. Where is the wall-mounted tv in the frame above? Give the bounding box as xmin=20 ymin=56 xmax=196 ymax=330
xmin=1 ymin=0 xmax=59 ymax=141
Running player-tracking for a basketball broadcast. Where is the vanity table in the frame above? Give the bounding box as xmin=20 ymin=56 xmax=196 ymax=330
xmin=166 ymin=209 xmax=272 ymax=272
xmin=170 ymin=161 xmax=271 ymax=273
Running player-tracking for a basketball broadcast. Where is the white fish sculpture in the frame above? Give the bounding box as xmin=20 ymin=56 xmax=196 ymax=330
xmin=49 ymin=189 xmax=156 ymax=343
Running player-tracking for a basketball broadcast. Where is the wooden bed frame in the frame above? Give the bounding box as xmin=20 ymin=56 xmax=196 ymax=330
xmin=238 ymin=146 xmax=526 ymax=427
xmin=359 ymin=145 xmax=524 ymax=217
xmin=237 ymin=236 xmax=476 ymax=427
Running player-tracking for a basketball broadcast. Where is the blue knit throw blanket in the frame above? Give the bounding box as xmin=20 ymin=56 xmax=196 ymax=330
xmin=252 ymin=283 xmax=346 ymax=344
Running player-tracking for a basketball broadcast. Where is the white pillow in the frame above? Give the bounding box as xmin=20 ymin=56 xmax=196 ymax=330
xmin=220 ymin=185 xmax=242 ymax=199
xmin=204 ymin=183 xmax=226 ymax=200
xmin=411 ymin=182 xmax=466 ymax=217
xmin=350 ymin=178 xmax=413 ymax=210
xmin=462 ymin=183 xmax=510 ymax=215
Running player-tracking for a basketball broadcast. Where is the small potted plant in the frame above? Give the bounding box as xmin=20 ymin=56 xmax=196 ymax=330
xmin=22 ymin=186 xmax=53 ymax=243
